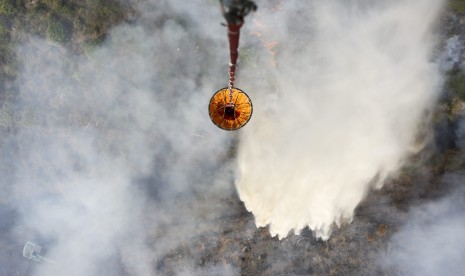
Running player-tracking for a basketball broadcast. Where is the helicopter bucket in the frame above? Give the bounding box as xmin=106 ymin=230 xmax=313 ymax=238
xmin=209 ymin=87 xmax=253 ymax=131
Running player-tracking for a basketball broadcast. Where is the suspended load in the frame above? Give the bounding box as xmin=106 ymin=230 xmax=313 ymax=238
xmin=209 ymin=0 xmax=257 ymax=131
xmin=209 ymin=87 xmax=253 ymax=130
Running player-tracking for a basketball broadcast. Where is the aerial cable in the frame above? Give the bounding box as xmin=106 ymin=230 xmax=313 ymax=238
xmin=209 ymin=0 xmax=256 ymax=131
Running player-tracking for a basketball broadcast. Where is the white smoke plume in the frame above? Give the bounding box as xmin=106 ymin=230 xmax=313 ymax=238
xmin=236 ymin=0 xmax=445 ymax=239
xmin=382 ymin=173 xmax=465 ymax=276
xmin=3 ymin=1 xmax=241 ymax=275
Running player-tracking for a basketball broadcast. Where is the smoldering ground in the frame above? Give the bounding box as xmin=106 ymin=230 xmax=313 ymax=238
xmin=382 ymin=173 xmax=465 ymax=276
xmin=379 ymin=97 xmax=465 ymax=275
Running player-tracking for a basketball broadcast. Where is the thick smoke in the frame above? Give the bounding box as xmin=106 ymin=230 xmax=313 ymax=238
xmin=3 ymin=1 xmax=242 ymax=275
xmin=382 ymin=173 xmax=465 ymax=276
xmin=381 ymin=109 xmax=465 ymax=275
xmin=236 ymin=0 xmax=445 ymax=239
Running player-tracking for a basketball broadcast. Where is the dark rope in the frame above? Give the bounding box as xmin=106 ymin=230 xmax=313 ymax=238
xmin=227 ymin=23 xmax=242 ymax=91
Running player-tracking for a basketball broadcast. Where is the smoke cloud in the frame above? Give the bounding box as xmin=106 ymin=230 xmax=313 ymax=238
xmin=382 ymin=173 xmax=465 ymax=276
xmin=2 ymin=1 xmax=242 ymax=274
xmin=381 ymin=108 xmax=465 ymax=275
xmin=236 ymin=0 xmax=445 ymax=239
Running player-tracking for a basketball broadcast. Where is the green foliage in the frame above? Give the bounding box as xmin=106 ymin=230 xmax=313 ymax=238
xmin=84 ymin=0 xmax=126 ymax=37
xmin=0 ymin=23 xmax=8 ymax=38
xmin=8 ymin=0 xmax=130 ymax=44
xmin=449 ymin=0 xmax=465 ymax=13
xmin=0 ymin=0 xmax=17 ymax=16
xmin=42 ymin=0 xmax=74 ymax=18
xmin=447 ymin=69 xmax=465 ymax=101
xmin=46 ymin=20 xmax=66 ymax=42
xmin=0 ymin=0 xmax=131 ymax=107
xmin=0 ymin=104 xmax=14 ymax=127
xmin=19 ymin=107 xmax=40 ymax=127
xmin=84 ymin=37 xmax=105 ymax=53
xmin=0 ymin=104 xmax=40 ymax=127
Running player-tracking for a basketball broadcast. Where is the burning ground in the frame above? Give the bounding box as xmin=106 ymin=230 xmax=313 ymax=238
xmin=1 ymin=0 xmax=465 ymax=275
